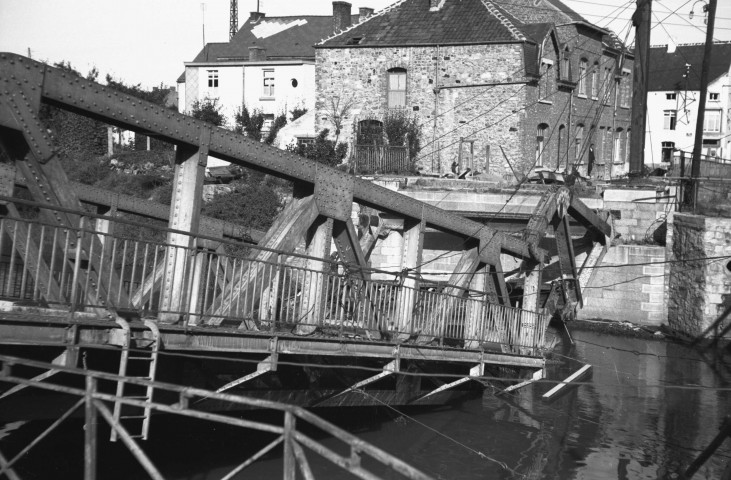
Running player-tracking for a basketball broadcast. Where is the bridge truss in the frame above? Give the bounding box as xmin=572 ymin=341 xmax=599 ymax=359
xmin=0 ymin=53 xmax=612 ymax=414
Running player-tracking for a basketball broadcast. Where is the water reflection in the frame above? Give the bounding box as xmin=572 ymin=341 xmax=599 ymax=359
xmin=0 ymin=330 xmax=728 ymax=479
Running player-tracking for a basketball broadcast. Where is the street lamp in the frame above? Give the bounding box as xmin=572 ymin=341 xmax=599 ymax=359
xmin=689 ymin=0 xmax=709 ymax=24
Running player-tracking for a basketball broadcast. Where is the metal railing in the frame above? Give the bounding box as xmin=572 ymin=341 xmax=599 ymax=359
xmin=352 ymin=145 xmax=411 ymax=174
xmin=0 ymin=354 xmax=433 ymax=480
xmin=0 ymin=197 xmax=548 ymax=353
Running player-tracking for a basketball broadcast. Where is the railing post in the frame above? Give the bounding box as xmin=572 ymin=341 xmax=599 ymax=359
xmin=70 ymin=216 xmax=87 ymax=312
xmin=283 ymin=411 xmax=296 ymax=480
xmin=84 ymin=376 xmax=98 ymax=480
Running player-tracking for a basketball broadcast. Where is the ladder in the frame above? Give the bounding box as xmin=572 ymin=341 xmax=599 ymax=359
xmin=111 ymin=317 xmax=161 ymax=442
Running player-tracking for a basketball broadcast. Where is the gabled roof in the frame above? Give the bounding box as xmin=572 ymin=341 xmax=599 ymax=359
xmin=317 ymin=0 xmax=528 ymax=48
xmin=189 ymin=14 xmax=359 ymax=63
xmin=648 ymin=42 xmax=731 ymax=91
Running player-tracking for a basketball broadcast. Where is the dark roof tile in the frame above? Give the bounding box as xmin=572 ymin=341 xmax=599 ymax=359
xmin=649 ymin=42 xmax=731 ymax=91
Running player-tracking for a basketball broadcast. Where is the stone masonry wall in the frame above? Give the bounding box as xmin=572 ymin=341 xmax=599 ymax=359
xmin=578 ymin=245 xmax=666 ymax=325
xmin=316 ymin=44 xmax=528 ymax=177
xmin=667 ymin=214 xmax=731 ymax=338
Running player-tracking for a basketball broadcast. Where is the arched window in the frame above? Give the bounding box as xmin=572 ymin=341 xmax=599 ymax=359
xmin=536 ymin=123 xmax=549 ymax=167
xmin=357 ymin=119 xmax=384 ymax=145
xmin=575 ymin=124 xmax=584 ymax=163
xmin=562 ymin=48 xmax=571 ymax=80
xmin=557 ymin=125 xmax=566 ymax=170
xmin=387 ymin=67 xmax=407 ymax=109
xmin=578 ymin=59 xmax=588 ymax=96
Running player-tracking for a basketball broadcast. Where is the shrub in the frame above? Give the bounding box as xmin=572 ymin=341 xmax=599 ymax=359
xmin=286 ymin=129 xmax=348 ymax=167
xmin=290 ymin=106 xmax=308 ymax=122
xmin=191 ymin=98 xmax=226 ymax=127
xmin=235 ymin=105 xmax=264 ymax=141
xmin=382 ymin=110 xmax=422 ymax=160
xmin=264 ymin=113 xmax=287 ymax=145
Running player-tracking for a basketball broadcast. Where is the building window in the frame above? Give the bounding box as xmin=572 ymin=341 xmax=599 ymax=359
xmin=661 ymin=141 xmax=675 ymax=163
xmin=709 ymin=92 xmax=720 ymax=101
xmin=577 ymin=59 xmax=587 ymax=97
xmin=666 ymin=93 xmax=677 ymax=100
xmin=536 ymin=123 xmax=548 ymax=167
xmin=602 ymin=67 xmax=612 ymax=104
xmin=614 ymin=129 xmax=624 ymax=164
xmin=538 ymin=59 xmax=554 ymax=102
xmin=561 ymin=49 xmax=570 ymax=81
xmin=557 ymin=125 xmax=566 ymax=169
xmin=207 ymin=70 xmax=219 ymax=88
xmin=387 ymin=67 xmax=407 ymax=109
xmin=704 ymin=110 xmax=722 ymax=132
xmin=591 ymin=63 xmax=599 ymax=99
xmin=620 ymin=71 xmax=631 ymax=108
xmin=664 ymin=110 xmax=677 ymax=130
xmin=263 ymin=69 xmax=275 ymax=97
xmin=575 ymin=124 xmax=584 ymax=163
xmin=296 ymin=136 xmax=315 ymax=147
xmin=625 ymin=128 xmax=631 ymax=164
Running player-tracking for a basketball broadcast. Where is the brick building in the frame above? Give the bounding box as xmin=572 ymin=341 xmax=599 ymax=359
xmin=314 ymin=0 xmax=634 ymax=179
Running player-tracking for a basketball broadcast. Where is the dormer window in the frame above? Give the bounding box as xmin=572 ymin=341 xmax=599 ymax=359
xmin=346 ymin=37 xmax=364 ymax=45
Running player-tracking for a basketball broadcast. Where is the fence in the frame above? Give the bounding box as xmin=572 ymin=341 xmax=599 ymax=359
xmin=0 ymin=198 xmax=548 ymax=353
xmin=352 ymin=145 xmax=410 ymax=174
xmin=0 ymin=354 xmax=433 ymax=480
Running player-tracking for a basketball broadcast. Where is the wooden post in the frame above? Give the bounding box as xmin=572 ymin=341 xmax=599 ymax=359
xmin=84 ymin=376 xmax=98 ymax=480
xmin=689 ymin=0 xmax=718 ymax=208
xmin=628 ymin=0 xmax=652 ymax=174
xmin=395 ymin=218 xmax=424 ymax=335
xmin=160 ymin=137 xmax=207 ymax=322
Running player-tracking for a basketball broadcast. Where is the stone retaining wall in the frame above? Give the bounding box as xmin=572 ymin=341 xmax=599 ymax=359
xmin=578 ymin=245 xmax=666 ymax=325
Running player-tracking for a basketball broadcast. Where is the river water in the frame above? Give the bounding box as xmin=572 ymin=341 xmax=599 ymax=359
xmin=1 ymin=328 xmax=729 ymax=479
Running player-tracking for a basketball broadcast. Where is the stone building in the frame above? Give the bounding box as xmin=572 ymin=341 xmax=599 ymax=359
xmin=314 ymin=0 xmax=634 ymax=179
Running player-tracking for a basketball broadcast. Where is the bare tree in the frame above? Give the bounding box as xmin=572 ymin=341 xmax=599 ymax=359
xmin=322 ymin=94 xmax=356 ymax=144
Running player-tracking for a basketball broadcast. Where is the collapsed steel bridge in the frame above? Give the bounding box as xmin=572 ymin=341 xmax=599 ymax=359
xmin=0 ymin=53 xmax=612 ymax=420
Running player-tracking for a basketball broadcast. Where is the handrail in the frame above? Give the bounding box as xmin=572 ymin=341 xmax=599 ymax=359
xmin=0 ymin=207 xmax=549 ymax=352
xmin=0 ymin=354 xmax=433 ymax=480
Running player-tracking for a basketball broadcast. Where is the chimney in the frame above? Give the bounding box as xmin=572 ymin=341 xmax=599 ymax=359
xmin=429 ymin=0 xmax=441 ymax=10
xmin=249 ymin=46 xmax=267 ymax=62
xmin=332 ymin=1 xmax=352 ymax=33
xmin=249 ymin=11 xmax=265 ymax=23
xmin=359 ymin=7 xmax=374 ymax=22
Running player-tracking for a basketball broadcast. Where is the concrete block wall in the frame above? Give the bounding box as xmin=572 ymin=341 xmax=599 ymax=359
xmin=602 ymin=187 xmax=674 ymax=242
xmin=578 ymin=245 xmax=666 ymax=325
xmin=667 ymin=214 xmax=731 ymax=338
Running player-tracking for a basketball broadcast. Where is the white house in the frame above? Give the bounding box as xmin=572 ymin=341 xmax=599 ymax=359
xmin=645 ymin=42 xmax=731 ymax=168
xmin=178 ymin=5 xmax=370 ymax=141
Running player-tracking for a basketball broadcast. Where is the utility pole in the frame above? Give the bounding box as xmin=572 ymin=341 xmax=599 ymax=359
xmin=230 ymin=0 xmax=238 ymax=40
xmin=628 ymin=0 xmax=652 ymax=175
xmin=689 ymin=0 xmax=718 ymax=210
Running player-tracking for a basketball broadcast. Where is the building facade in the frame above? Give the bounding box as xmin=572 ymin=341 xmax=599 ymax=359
xmin=315 ymin=0 xmax=633 ymax=179
xmin=178 ymin=7 xmax=367 ymax=135
xmin=645 ymin=42 xmax=731 ymax=168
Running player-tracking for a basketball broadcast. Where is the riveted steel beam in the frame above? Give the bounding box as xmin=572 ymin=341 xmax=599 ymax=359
xmin=0 ymin=54 xmax=535 ymax=260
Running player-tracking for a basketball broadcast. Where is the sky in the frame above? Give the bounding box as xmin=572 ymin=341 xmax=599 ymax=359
xmin=1 ymin=0 xmax=730 ymax=89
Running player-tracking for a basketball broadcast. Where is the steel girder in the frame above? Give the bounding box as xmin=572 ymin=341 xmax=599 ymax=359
xmin=0 ymin=53 xmax=534 ymax=261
